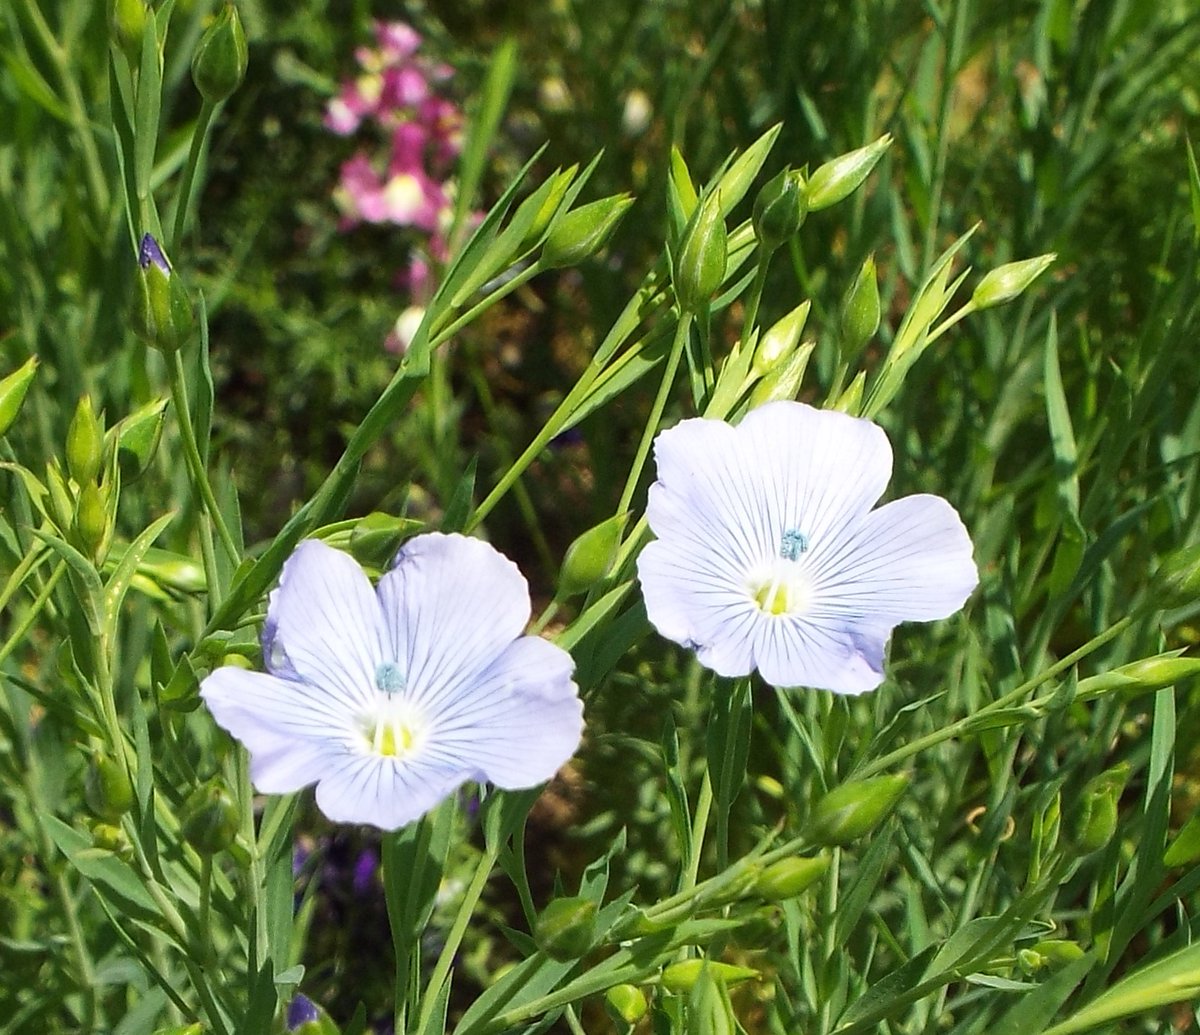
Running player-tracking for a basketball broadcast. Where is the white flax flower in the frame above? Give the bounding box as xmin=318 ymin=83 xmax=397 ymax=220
xmin=636 ymin=401 xmax=977 ymax=693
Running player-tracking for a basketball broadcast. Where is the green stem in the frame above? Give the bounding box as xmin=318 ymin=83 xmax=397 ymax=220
xmin=615 ymin=312 xmax=693 ymax=520
xmin=0 ymin=559 xmax=65 ymax=669
xmin=740 ymin=254 xmax=772 ymax=343
xmin=928 ymin=300 xmax=979 ymax=343
xmin=418 ymin=845 xmax=500 ymax=1033
xmin=679 ymin=768 xmax=714 ymax=894
xmin=816 ymin=849 xmax=841 ymax=1035
xmin=430 ymin=261 xmax=544 ymax=348
xmin=171 ymin=100 xmax=218 ymax=251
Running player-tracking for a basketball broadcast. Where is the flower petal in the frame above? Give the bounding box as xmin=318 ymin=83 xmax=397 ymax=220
xmin=200 ymin=667 xmax=355 ymax=793
xmin=266 ymin=540 xmax=387 ymax=713
xmin=314 ymin=753 xmax=465 ymax=831
xmin=377 ymin=533 xmax=531 ymax=715
xmin=752 ymin=613 xmax=892 ymax=694
xmin=421 ymin=636 xmax=583 ymax=788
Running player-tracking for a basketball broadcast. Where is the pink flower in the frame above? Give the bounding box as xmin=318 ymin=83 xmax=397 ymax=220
xmin=324 ymin=75 xmax=383 ymax=135
xmin=374 ymin=21 xmax=421 ymax=63
xmin=381 ymin=66 xmax=430 ymax=110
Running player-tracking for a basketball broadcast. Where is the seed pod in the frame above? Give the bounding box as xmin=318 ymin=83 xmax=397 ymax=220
xmin=604 ymin=984 xmax=648 ymax=1026
xmin=85 ymin=751 xmax=134 ymax=821
xmin=192 ymin=3 xmax=249 ymax=105
xmin=661 ymin=958 xmax=758 ymax=994
xmin=535 ymin=896 xmax=597 ymax=961
xmin=972 ymin=254 xmax=1055 ymax=310
xmin=74 ymin=482 xmax=109 ymax=560
xmin=752 ymin=854 xmax=829 ymax=902
xmin=672 ymin=189 xmax=728 ymax=313
xmin=840 ymin=254 xmax=881 ymax=360
xmin=809 ymin=774 xmax=909 ymax=846
xmin=753 ymin=301 xmax=811 ymax=376
xmin=541 ymin=195 xmax=634 ymax=269
xmin=66 ymin=395 xmax=104 ymax=486
xmin=752 ymin=168 xmax=806 ymax=251
xmin=804 ymin=135 xmax=892 ymax=211
xmin=182 ymin=779 xmax=240 ymax=854
xmin=0 ymin=356 xmax=38 ymax=437
xmin=558 ymin=514 xmax=626 ymax=597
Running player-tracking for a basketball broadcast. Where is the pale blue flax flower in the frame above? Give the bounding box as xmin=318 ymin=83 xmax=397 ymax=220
xmin=201 ymin=534 xmax=584 ymax=830
xmin=636 ymin=401 xmax=977 ymax=693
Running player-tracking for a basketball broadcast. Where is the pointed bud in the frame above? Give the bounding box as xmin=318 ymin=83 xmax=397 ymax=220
xmin=132 ymin=235 xmax=195 ymax=353
xmin=809 ymin=773 xmax=909 ymax=846
xmin=1067 ymin=763 xmax=1129 ymax=854
xmin=840 ymin=254 xmax=881 ymax=359
xmin=752 ymin=168 xmax=806 ymax=251
xmin=182 ymin=779 xmax=240 ymax=854
xmin=748 ymin=340 xmax=815 ymax=407
xmin=752 ymin=854 xmax=830 ymax=902
xmin=558 ymin=513 xmax=626 ymax=597
xmin=604 ymin=984 xmax=648 ymax=1026
xmin=1077 ymin=653 xmax=1200 ymax=703
xmin=661 ymin=959 xmax=758 ymax=994
xmin=0 ymin=357 xmax=38 ymax=437
xmin=111 ymin=398 xmax=167 ymax=480
xmin=67 ymin=395 xmax=104 ymax=486
xmin=673 ymin=189 xmax=728 ymax=313
xmin=541 ymin=195 xmax=634 ymax=269
xmin=191 ymin=3 xmax=248 ymax=105
xmin=972 ymin=254 xmax=1055 ymax=310
xmin=753 ymin=301 xmax=811 ymax=375
xmin=110 ymin=0 xmax=149 ymax=66
xmin=804 ymin=135 xmax=892 ymax=211
xmin=85 ymin=750 xmax=134 ymax=821
xmin=74 ymin=482 xmax=110 ymax=562
xmin=535 ymin=896 xmax=597 ymax=961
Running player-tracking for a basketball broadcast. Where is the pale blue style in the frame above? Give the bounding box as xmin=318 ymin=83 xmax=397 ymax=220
xmin=201 ymin=534 xmax=584 ymax=830
xmin=637 ymin=401 xmax=978 ymax=694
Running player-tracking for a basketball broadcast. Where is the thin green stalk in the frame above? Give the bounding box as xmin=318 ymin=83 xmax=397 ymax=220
xmin=171 ymin=99 xmax=218 ymax=251
xmin=740 ymin=254 xmax=772 ymax=342
xmin=0 ymin=559 xmax=65 ymax=669
xmin=816 ymin=849 xmax=841 ymax=1035
xmin=679 ymin=768 xmax=714 ymax=895
xmin=199 ymin=854 xmax=214 ymax=962
xmin=417 ymin=845 xmax=500 ymax=1033
xmin=928 ymin=300 xmax=979 ymax=342
xmin=615 ymin=312 xmax=693 ymax=520
xmin=430 ymin=260 xmax=544 ymax=348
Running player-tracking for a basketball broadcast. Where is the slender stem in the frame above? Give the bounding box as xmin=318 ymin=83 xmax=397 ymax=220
xmin=816 ymin=849 xmax=841 ymax=1035
xmin=417 ymin=846 xmax=499 ymax=1033
xmin=679 ymin=768 xmax=714 ymax=895
xmin=531 ymin=599 xmax=560 ymax=636
xmin=199 ymin=854 xmax=214 ymax=961
xmin=168 ymin=350 xmax=240 ymax=569
xmin=430 ymin=261 xmax=544 ymax=349
xmin=740 ymin=254 xmax=772 ymax=343
xmin=928 ymin=300 xmax=979 ymax=343
xmin=171 ymin=100 xmax=218 ymax=251
xmin=615 ymin=312 xmax=693 ymax=520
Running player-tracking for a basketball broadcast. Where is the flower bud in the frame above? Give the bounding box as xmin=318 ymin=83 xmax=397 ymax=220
xmin=752 ymin=853 xmax=829 ymax=902
xmin=286 ymin=994 xmax=340 ymax=1034
xmin=182 ymin=779 xmax=239 ymax=854
xmin=66 ymin=395 xmax=104 ymax=486
xmin=132 ymin=234 xmax=195 ymax=353
xmin=1151 ymin=542 xmax=1200 ymax=609
xmin=685 ymin=964 xmax=738 ymax=1035
xmin=752 ymin=168 xmax=806 ymax=251
xmin=840 ymin=254 xmax=880 ymax=359
xmin=661 ymin=959 xmax=758 ymax=994
xmin=44 ymin=460 xmax=74 ymax=533
xmin=90 ymin=820 xmax=132 ymax=859
xmin=753 ymin=301 xmax=811 ymax=375
xmin=191 ymin=3 xmax=249 ymax=105
xmin=85 ymin=751 xmax=134 ymax=821
xmin=541 ymin=195 xmax=634 ymax=269
xmin=1067 ymin=763 xmax=1130 ymax=854
xmin=558 ymin=513 xmax=626 ymax=597
xmin=971 ymin=253 xmax=1055 ymax=310
xmin=517 ymin=165 xmax=578 ymax=253
xmin=748 ymin=340 xmax=815 ymax=407
xmin=110 ymin=0 xmax=149 ymax=66
xmin=0 ymin=356 xmax=38 ymax=437
xmin=809 ymin=773 xmax=909 ymax=846
xmin=804 ymin=135 xmax=892 ymax=211
xmin=604 ymin=984 xmax=648 ymax=1026
xmin=1077 ymin=653 xmax=1200 ymax=703
xmin=348 ymin=512 xmax=424 ymax=569
xmin=534 ymin=896 xmax=597 ymax=961
xmin=672 ymin=189 xmax=728 ymax=313
xmin=1164 ymin=810 xmax=1200 ymax=868
xmin=74 ymin=482 xmax=110 ymax=561
xmin=112 ymin=398 xmax=167 ymax=480
xmin=1029 ymin=939 xmax=1086 ymax=970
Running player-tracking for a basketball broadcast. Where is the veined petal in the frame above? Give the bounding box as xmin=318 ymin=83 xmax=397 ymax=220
xmin=200 ymin=667 xmax=356 ymax=793
xmin=314 ymin=753 xmax=465 ymax=831
xmin=267 ymin=540 xmax=387 ymax=712
xmin=378 ymin=533 xmax=532 ymax=715
xmin=421 ymin=636 xmax=583 ymax=788
xmin=753 ymin=613 xmax=892 ymax=694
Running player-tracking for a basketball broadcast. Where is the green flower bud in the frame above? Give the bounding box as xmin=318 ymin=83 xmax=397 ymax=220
xmin=1067 ymin=763 xmax=1130 ymax=854
xmin=44 ymin=460 xmax=74 ymax=533
xmin=673 ymin=189 xmax=728 ymax=313
xmin=753 ymin=301 xmax=811 ymax=376
xmin=74 ymin=482 xmax=110 ymax=561
xmin=90 ymin=820 xmax=132 ymax=859
xmin=541 ymin=195 xmax=634 ymax=269
xmin=0 ymin=356 xmax=38 ymax=437
xmin=804 ymin=135 xmax=892 ymax=212
xmin=971 ymin=253 xmax=1055 ymax=310
xmin=604 ymin=984 xmax=648 ymax=1026
xmin=110 ymin=0 xmax=149 ymax=66
xmin=809 ymin=773 xmax=909 ymax=846
xmin=516 ymin=165 xmax=578 ymax=253
xmin=286 ymin=994 xmax=341 ymax=1034
xmin=1151 ymin=542 xmax=1200 ymax=609
xmin=132 ymin=235 xmax=195 ymax=353
xmin=66 ymin=395 xmax=104 ymax=486
xmin=1164 ymin=810 xmax=1200 ymax=868
xmin=535 ymin=896 xmax=597 ymax=961
xmin=348 ymin=512 xmax=424 ymax=569
xmin=752 ymin=853 xmax=830 ymax=902
xmin=685 ymin=963 xmax=738 ymax=1035
xmin=661 ymin=959 xmax=758 ymax=994
xmin=1029 ymin=939 xmax=1086 ymax=970
xmin=111 ymin=398 xmax=167 ymax=480
xmin=182 ymin=779 xmax=240 ymax=854
xmin=748 ymin=340 xmax=815 ymax=407
xmin=752 ymin=168 xmax=806 ymax=251
xmin=191 ymin=3 xmax=248 ymax=105
xmin=85 ymin=751 xmax=134 ymax=821
xmin=1077 ymin=653 xmax=1200 ymax=703
xmin=840 ymin=254 xmax=881 ymax=359
xmin=558 ymin=513 xmax=626 ymax=597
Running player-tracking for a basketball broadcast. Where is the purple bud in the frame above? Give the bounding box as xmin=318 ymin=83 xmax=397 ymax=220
xmin=138 ymin=233 xmax=170 ymax=274
xmin=352 ymin=848 xmax=378 ymax=894
xmin=287 ymin=994 xmax=320 ymax=1030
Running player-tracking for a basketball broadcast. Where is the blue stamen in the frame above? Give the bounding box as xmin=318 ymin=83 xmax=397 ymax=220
xmin=780 ymin=528 xmax=809 ymax=561
xmin=375 ymin=662 xmax=406 ymax=694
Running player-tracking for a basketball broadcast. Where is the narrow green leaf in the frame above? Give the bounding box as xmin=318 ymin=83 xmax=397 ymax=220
xmin=102 ymin=511 xmax=174 ymax=649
